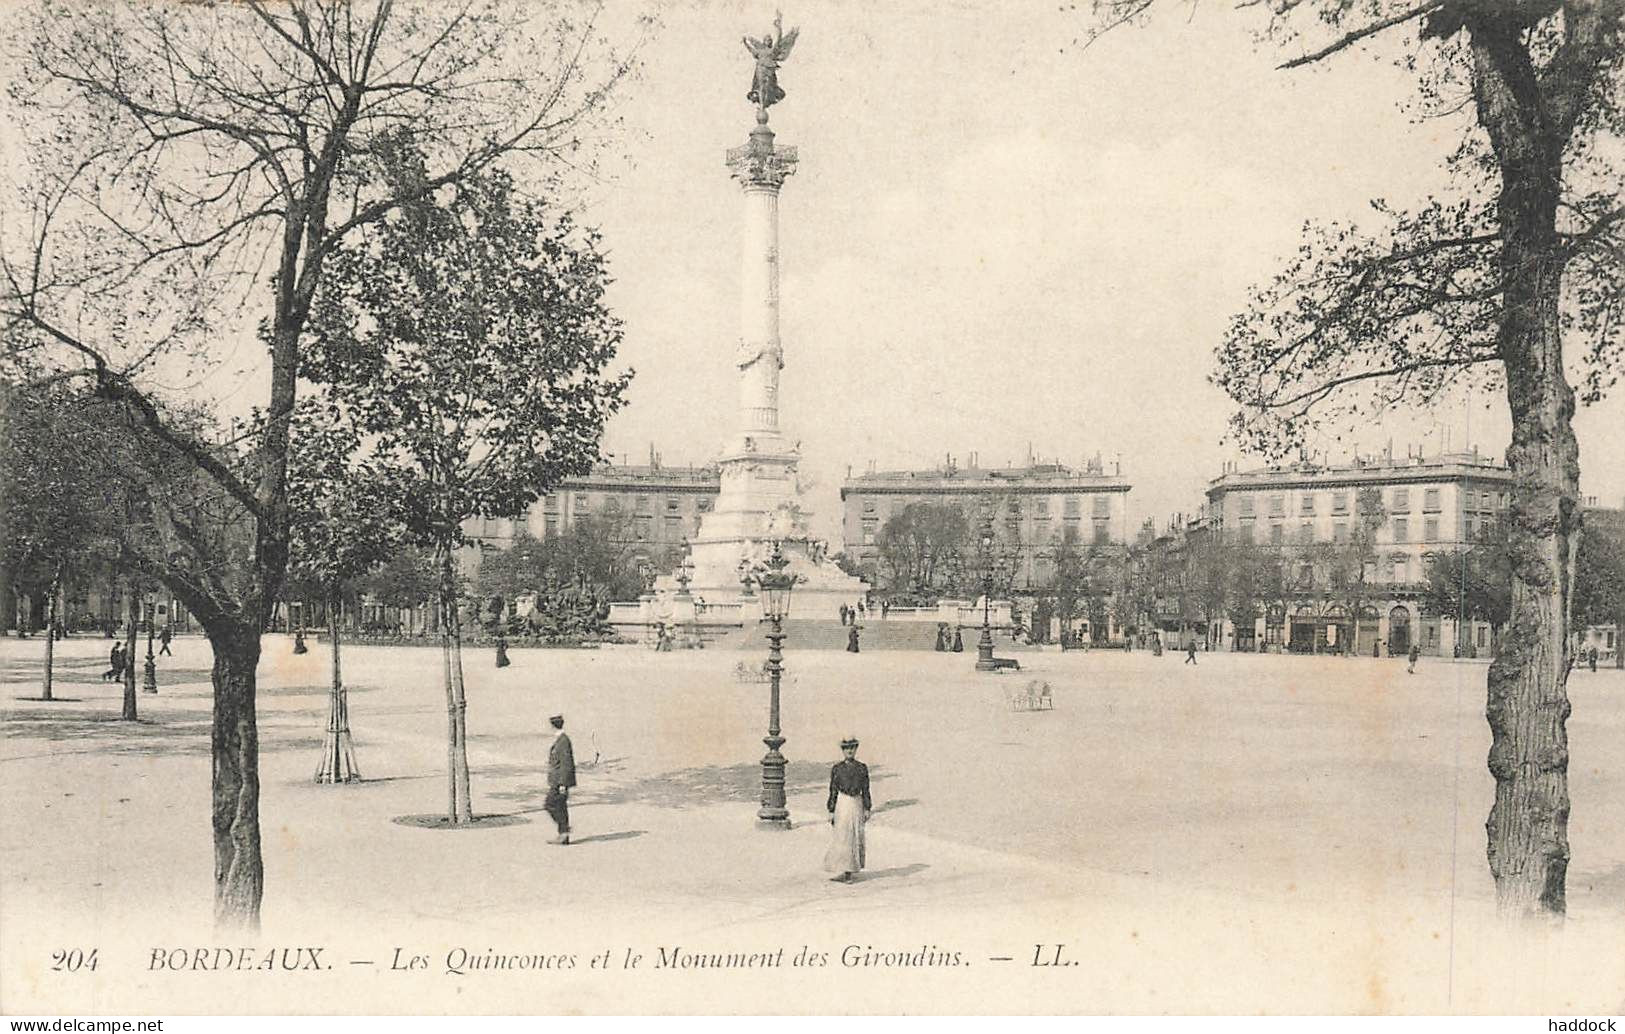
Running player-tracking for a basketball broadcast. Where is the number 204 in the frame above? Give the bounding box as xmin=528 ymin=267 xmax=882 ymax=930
xmin=52 ymin=949 xmax=98 ymax=972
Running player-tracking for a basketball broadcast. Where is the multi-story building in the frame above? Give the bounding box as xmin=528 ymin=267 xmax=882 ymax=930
xmin=1203 ymin=448 xmax=1513 ymax=655
xmin=839 ymin=456 xmax=1132 ymax=590
xmin=461 ymin=459 xmax=721 ymax=575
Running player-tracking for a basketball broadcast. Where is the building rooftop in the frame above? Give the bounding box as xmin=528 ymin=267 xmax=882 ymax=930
xmin=842 ymin=460 xmax=1130 ymax=495
xmin=1206 ymin=450 xmax=1511 ymax=497
xmin=559 ymin=462 xmax=720 ymax=487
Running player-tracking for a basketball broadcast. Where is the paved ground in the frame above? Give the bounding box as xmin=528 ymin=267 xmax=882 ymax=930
xmin=2 ymin=634 xmax=1622 ymax=1014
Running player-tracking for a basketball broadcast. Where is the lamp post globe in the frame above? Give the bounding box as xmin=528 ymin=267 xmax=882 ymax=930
xmin=755 ymin=541 xmax=795 ymax=829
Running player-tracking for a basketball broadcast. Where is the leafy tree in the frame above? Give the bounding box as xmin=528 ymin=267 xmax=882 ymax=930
xmin=2 ymin=0 xmax=636 ymax=927
xmin=1314 ymin=488 xmax=1390 ymax=654
xmin=288 ymin=403 xmax=404 ymax=784
xmin=0 ymin=385 xmax=114 ymax=700
xmin=303 ymin=156 xmax=629 ymax=824
xmin=874 ymin=502 xmax=971 ymax=599
xmin=477 ymin=515 xmax=644 ymax=606
xmin=1087 ymin=0 xmax=1623 ymax=916
xmin=1423 ymin=522 xmax=1514 ymax=655
xmin=1573 ymin=516 xmax=1625 ymax=667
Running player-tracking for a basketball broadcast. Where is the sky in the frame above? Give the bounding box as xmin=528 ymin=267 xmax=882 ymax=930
xmin=4 ymin=0 xmax=1622 ymax=540
xmin=579 ymin=0 xmax=1625 ymax=537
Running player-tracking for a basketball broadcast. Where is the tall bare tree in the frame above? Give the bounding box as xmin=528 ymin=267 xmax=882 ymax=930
xmin=1 ymin=0 xmax=639 ymax=927
xmin=1086 ymin=1 xmax=1623 ymax=916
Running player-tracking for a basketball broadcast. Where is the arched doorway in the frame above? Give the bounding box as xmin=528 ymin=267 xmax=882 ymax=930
xmin=1388 ymin=605 xmax=1411 ymax=656
xmin=1357 ymin=606 xmax=1381 ymax=656
xmin=1323 ymin=605 xmax=1351 ymax=653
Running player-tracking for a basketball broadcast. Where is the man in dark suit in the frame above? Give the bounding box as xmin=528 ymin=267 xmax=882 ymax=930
xmin=545 ymin=714 xmax=577 ymax=845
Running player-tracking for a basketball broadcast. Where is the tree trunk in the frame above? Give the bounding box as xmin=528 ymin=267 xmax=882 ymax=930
xmin=120 ymin=587 xmax=137 ymax=722
xmin=438 ymin=546 xmax=473 ymax=823
xmin=315 ymin=592 xmax=359 ymax=784
xmin=41 ymin=561 xmax=61 ymax=701
xmin=122 ymin=584 xmax=138 ymax=712
xmin=1481 ymin=110 xmax=1575 ymax=917
xmin=208 ymin=619 xmax=264 ymax=929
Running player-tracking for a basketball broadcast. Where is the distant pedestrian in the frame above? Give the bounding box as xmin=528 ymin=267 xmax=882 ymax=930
xmin=951 ymin=628 xmax=963 ymax=653
xmin=1588 ymin=646 xmax=1598 ymax=672
xmin=839 ymin=604 xmax=849 ymax=626
xmin=934 ymin=624 xmax=946 ymax=652
xmin=1184 ymin=641 xmax=1197 ymax=665
xmin=881 ymin=601 xmax=890 ymax=619
xmin=824 ymin=736 xmax=871 ymax=883
xmin=1407 ymin=643 xmax=1421 ymax=674
xmin=159 ymin=626 xmax=173 ymax=656
xmin=544 ymin=714 xmax=576 ymax=846
xmin=495 ymin=633 xmax=511 ymax=668
xmin=858 ymin=600 xmax=867 ymax=620
xmin=103 ymin=642 xmax=124 ymax=682
xmin=846 ymin=624 xmax=860 ymax=653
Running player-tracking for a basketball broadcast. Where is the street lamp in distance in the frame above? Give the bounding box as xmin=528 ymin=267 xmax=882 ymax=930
xmin=142 ymin=593 xmax=158 ymax=694
xmin=975 ymin=526 xmax=998 ymax=672
xmin=755 ymin=541 xmax=795 ymax=829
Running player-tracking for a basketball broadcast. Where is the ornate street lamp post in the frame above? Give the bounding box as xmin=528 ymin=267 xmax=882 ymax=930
xmin=975 ymin=527 xmax=997 ymax=672
xmin=755 ymin=541 xmax=795 ymax=829
xmin=142 ymin=594 xmax=159 ymax=693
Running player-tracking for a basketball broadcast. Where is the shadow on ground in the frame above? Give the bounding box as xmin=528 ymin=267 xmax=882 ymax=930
xmin=392 ymin=813 xmax=531 ymax=830
xmin=854 ymin=862 xmax=928 ymax=883
xmin=0 ymin=711 xmax=214 ymax=756
xmin=483 ymin=761 xmax=899 ymax=811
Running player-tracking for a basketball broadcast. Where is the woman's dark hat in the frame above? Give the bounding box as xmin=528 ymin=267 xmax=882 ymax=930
xmin=840 ymin=736 xmax=859 ymax=749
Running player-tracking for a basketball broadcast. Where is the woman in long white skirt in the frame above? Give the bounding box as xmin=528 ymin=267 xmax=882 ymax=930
xmin=824 ymin=736 xmax=872 ymax=882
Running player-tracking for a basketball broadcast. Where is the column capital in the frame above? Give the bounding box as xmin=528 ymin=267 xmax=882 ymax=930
xmin=727 ymin=126 xmax=797 ymax=189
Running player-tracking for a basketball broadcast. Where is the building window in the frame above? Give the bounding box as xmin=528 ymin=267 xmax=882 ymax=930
xmin=543 ymin=494 xmax=559 ymax=513
xmin=1007 ymin=498 xmax=1022 ymax=516
xmin=861 ymin=519 xmax=877 ymax=545
xmin=1300 ymin=494 xmax=1316 ymax=515
xmin=666 ymin=497 xmax=680 ymax=512
xmin=663 ymin=515 xmax=681 ymax=536
xmin=634 ymin=515 xmax=652 ymax=540
xmin=1332 ymin=492 xmax=1348 ymax=515
xmin=1239 ymin=523 xmax=1255 ymax=545
xmin=1064 ymin=498 xmax=1081 ymax=517
xmin=573 ymin=493 xmax=588 ymax=512
xmin=1036 ymin=498 xmax=1050 ymax=517
xmin=1392 ymin=488 xmax=1410 ymax=512
xmin=1477 ymin=626 xmax=1488 ymax=648
xmin=1063 ymin=519 xmax=1080 ymax=544
xmin=1092 ymin=496 xmax=1110 ymax=517
xmin=1093 ymin=520 xmax=1109 ymax=545
xmin=1034 ymin=517 xmax=1051 ymax=541
xmin=544 ymin=514 xmax=559 ymax=536
xmin=697 ymin=497 xmax=713 ymax=512
xmin=1270 ymin=523 xmax=1284 ymax=545
xmin=1394 ymin=518 xmax=1409 ymax=543
xmin=1333 ymin=522 xmax=1348 ymax=543
xmin=605 ymin=497 xmax=621 ymax=513
xmin=1424 ymin=517 xmax=1439 ymax=542
xmin=1299 ymin=521 xmax=1315 ymax=544
xmin=1424 ymin=488 xmax=1441 ymax=512
xmin=635 ymin=495 xmax=651 ymax=514
xmin=1239 ymin=495 xmax=1255 ymax=516
xmin=1269 ymin=494 xmax=1285 ymax=517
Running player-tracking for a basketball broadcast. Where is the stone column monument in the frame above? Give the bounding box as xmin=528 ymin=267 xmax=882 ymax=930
xmin=656 ymin=16 xmax=866 ymax=620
